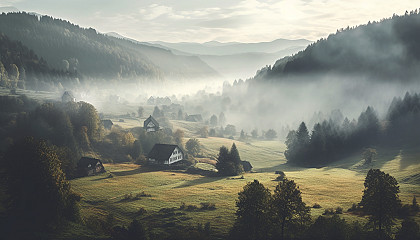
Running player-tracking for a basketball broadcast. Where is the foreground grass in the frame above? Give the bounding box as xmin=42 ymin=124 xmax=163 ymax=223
xmin=71 ymin=137 xmax=420 ymax=237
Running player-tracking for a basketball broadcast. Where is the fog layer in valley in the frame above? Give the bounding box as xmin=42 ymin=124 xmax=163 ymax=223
xmin=70 ymin=72 xmax=420 ymax=142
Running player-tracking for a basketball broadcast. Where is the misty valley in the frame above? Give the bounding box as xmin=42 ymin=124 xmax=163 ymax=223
xmin=0 ymin=7 xmax=420 ymax=240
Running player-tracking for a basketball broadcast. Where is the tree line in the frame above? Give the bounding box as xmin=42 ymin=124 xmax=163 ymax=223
xmin=285 ymin=92 xmax=420 ymax=166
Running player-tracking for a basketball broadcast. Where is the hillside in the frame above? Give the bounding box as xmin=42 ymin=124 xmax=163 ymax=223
xmin=149 ymin=39 xmax=311 ymax=79
xmin=0 ymin=33 xmax=77 ymax=89
xmin=255 ymin=11 xmax=420 ymax=81
xmin=0 ymin=12 xmax=218 ymax=81
xmin=109 ymin=34 xmax=310 ymax=79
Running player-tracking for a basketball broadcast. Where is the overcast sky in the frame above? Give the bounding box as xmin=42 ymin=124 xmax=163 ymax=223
xmin=2 ymin=0 xmax=419 ymax=43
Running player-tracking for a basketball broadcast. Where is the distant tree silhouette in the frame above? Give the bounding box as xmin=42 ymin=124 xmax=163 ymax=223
xmin=219 ymin=112 xmax=226 ymax=126
xmin=173 ymin=129 xmax=185 ymax=148
xmin=224 ymin=124 xmax=236 ymax=136
xmin=185 ymin=138 xmax=200 ymax=157
xmin=152 ymin=106 xmax=163 ymax=118
xmin=216 ymin=143 xmax=244 ymax=176
xmin=137 ymin=106 xmax=144 ymax=118
xmin=362 ymin=148 xmax=377 ymax=164
xmin=210 ymin=114 xmax=218 ymax=126
xmin=265 ymin=129 xmax=277 ymax=140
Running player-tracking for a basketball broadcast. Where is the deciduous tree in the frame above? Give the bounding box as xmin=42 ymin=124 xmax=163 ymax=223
xmin=272 ymin=178 xmax=310 ymax=240
xmin=360 ymin=169 xmax=400 ymax=237
xmin=232 ymin=180 xmax=272 ymax=240
xmin=186 ymin=138 xmax=200 ymax=157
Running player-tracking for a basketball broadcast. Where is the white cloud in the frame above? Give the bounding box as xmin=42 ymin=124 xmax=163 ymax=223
xmin=11 ymin=0 xmax=420 ymax=42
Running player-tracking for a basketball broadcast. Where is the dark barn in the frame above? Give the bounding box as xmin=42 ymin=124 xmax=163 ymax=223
xmin=77 ymin=157 xmax=105 ymax=176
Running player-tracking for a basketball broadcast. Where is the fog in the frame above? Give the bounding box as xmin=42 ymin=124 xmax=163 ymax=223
xmin=66 ymin=71 xmax=420 ymax=141
xmin=60 ymin=12 xmax=420 ymax=138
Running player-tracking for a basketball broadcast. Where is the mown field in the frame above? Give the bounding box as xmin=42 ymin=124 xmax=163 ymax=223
xmin=71 ymin=133 xmax=420 ymax=238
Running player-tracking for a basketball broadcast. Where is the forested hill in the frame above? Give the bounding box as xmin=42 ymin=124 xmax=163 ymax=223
xmin=0 ymin=33 xmax=76 ymax=89
xmin=0 ymin=12 xmax=218 ymax=81
xmin=255 ymin=10 xmax=420 ymax=81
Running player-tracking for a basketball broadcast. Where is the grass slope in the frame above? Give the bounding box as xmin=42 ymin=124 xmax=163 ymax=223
xmin=71 ymin=136 xmax=420 ymax=237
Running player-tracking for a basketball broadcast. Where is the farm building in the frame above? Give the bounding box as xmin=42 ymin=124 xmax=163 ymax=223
xmin=101 ymin=119 xmax=114 ymax=130
xmin=186 ymin=114 xmax=203 ymax=122
xmin=148 ymin=144 xmax=184 ymax=165
xmin=77 ymin=157 xmax=105 ymax=176
xmin=62 ymin=91 xmax=76 ymax=103
xmin=144 ymin=115 xmax=160 ymax=132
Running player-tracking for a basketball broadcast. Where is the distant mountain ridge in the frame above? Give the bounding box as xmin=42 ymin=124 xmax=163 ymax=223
xmin=0 ymin=12 xmax=219 ymax=81
xmin=107 ymin=33 xmax=311 ymax=79
xmin=255 ymin=11 xmax=420 ymax=82
xmin=151 ymin=39 xmax=312 ymax=56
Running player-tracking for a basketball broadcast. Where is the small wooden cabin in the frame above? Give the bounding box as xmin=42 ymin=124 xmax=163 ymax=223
xmin=144 ymin=115 xmax=160 ymax=132
xmin=148 ymin=144 xmax=184 ymax=165
xmin=77 ymin=157 xmax=105 ymax=176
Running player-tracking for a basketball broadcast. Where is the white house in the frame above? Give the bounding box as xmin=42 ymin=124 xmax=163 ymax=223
xmin=147 ymin=144 xmax=184 ymax=165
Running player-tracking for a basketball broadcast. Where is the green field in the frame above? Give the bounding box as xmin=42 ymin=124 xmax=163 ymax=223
xmin=71 ymin=135 xmax=420 ymax=237
xmin=2 ymin=89 xmax=418 ymax=237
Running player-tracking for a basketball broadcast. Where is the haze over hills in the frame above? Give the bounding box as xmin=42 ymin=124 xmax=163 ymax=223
xmin=151 ymin=39 xmax=312 ymax=56
xmin=108 ymin=32 xmax=311 ymax=79
xmin=150 ymin=39 xmax=310 ymax=79
xmin=0 ymin=12 xmax=219 ymax=83
xmin=254 ymin=11 xmax=420 ymax=82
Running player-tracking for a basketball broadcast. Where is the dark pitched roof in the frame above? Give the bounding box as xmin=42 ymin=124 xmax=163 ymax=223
xmin=144 ymin=115 xmax=159 ymax=128
xmin=148 ymin=144 xmax=182 ymax=161
xmin=77 ymin=157 xmax=103 ymax=168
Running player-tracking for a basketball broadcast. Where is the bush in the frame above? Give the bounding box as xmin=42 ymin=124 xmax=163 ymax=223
xmin=122 ymin=191 xmax=151 ymax=201
xmin=136 ymin=207 xmax=147 ymax=216
xmin=135 ymin=191 xmax=151 ymax=198
xmin=274 ymin=170 xmax=286 ymax=181
xmin=335 ymin=207 xmax=343 ymax=214
xmin=200 ymin=202 xmax=216 ymax=210
xmin=348 ymin=203 xmax=359 ymax=212
xmin=186 ymin=205 xmax=199 ymax=211
xmin=322 ymin=208 xmax=335 ymax=215
xmin=312 ymin=203 xmax=322 ymax=209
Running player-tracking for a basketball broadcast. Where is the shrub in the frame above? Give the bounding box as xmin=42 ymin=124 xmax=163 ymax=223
xmin=313 ymin=203 xmax=322 ymax=209
xmin=200 ymin=202 xmax=216 ymax=210
xmin=274 ymin=170 xmax=286 ymax=181
xmin=348 ymin=203 xmax=359 ymax=212
xmin=136 ymin=207 xmax=147 ymax=216
xmin=123 ymin=193 xmax=133 ymax=201
xmin=322 ymin=208 xmax=335 ymax=215
xmin=135 ymin=191 xmax=151 ymax=198
xmin=186 ymin=205 xmax=199 ymax=211
xmin=335 ymin=207 xmax=343 ymax=214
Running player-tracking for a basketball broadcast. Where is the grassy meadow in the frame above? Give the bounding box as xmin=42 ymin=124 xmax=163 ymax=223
xmin=1 ymin=89 xmax=418 ymax=237
xmin=71 ymin=130 xmax=420 ymax=237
